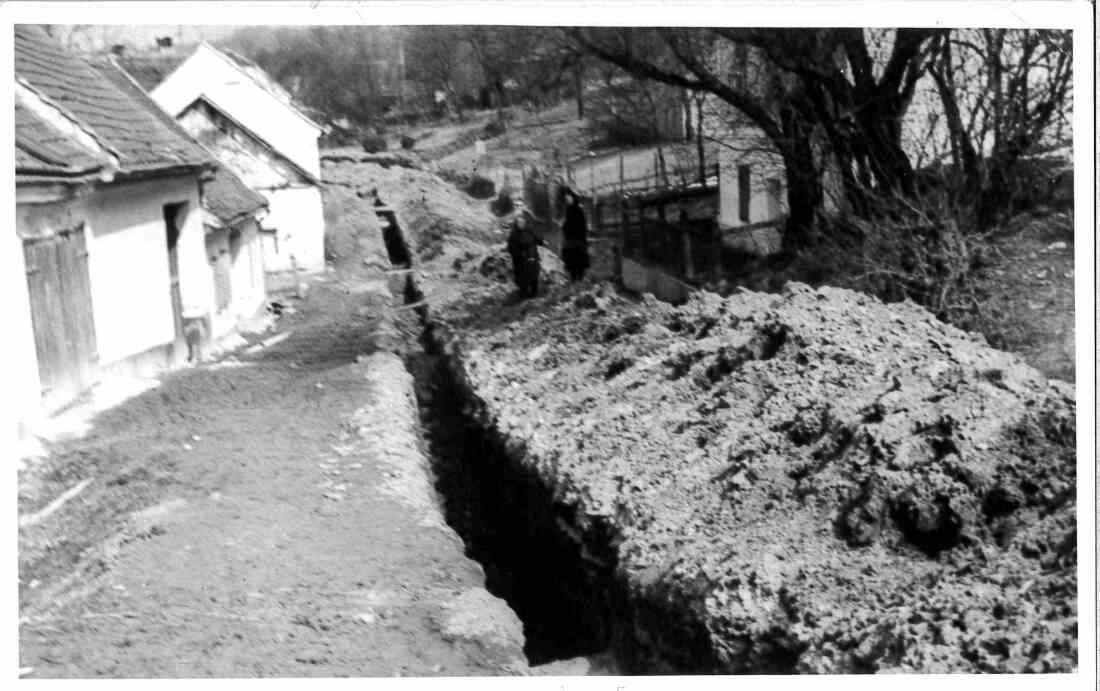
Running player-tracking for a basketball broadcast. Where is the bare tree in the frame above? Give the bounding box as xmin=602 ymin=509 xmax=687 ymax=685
xmin=925 ymin=29 xmax=1073 ymax=227
xmin=405 ymin=26 xmax=472 ymax=119
xmin=569 ymin=28 xmax=944 ymax=249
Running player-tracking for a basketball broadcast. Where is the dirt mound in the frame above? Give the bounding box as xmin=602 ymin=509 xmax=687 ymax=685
xmin=322 ymin=148 xmax=424 ymax=170
xmin=322 ymin=156 xmax=500 ymax=265
xmin=470 ymin=245 xmax=566 ymax=288
xmin=436 ymin=282 xmax=1077 ymax=673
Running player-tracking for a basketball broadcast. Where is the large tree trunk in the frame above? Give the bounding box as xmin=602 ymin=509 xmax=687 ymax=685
xmin=780 ymin=140 xmax=824 ymax=252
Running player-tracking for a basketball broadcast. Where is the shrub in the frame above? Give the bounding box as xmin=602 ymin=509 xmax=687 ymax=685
xmin=466 ymin=174 xmax=496 ymax=199
xmin=400 ymin=134 xmax=416 ymax=150
xmin=481 ymin=119 xmax=506 ymax=138
xmin=361 ymin=135 xmax=387 ymax=153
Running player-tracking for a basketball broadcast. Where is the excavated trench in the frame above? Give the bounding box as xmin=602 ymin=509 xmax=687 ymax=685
xmin=374 ymin=206 xmax=632 ymax=670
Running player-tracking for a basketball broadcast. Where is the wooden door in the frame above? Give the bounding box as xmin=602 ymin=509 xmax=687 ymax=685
xmin=164 ymin=203 xmax=185 ymax=337
xmin=23 ymin=225 xmax=99 ymax=410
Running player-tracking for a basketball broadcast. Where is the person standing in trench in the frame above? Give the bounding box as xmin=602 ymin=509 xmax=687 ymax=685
xmin=561 ymin=189 xmax=589 ymax=282
xmin=507 ymin=207 xmax=542 ymax=299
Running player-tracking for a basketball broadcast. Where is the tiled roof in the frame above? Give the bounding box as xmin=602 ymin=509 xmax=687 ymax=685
xmin=15 ymin=98 xmax=106 ymax=179
xmin=112 ymin=52 xmax=189 ymax=91
xmin=204 ymin=165 xmax=268 ymax=226
xmin=14 ymin=25 xmax=213 ymax=177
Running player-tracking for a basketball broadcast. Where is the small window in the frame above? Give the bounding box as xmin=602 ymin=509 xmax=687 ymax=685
xmin=738 ymin=165 xmax=751 ymax=223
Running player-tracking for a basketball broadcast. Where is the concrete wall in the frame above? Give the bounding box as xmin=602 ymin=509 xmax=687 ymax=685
xmin=17 ymin=176 xmax=207 ymax=369
xmin=261 ymin=185 xmax=326 ymax=274
xmin=152 ymin=44 xmax=322 ymax=178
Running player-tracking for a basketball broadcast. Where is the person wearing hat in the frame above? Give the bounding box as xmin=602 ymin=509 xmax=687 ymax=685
xmin=506 ymin=206 xmax=543 ymax=299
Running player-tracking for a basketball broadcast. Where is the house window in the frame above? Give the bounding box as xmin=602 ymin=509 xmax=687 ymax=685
xmin=738 ymin=165 xmax=751 ymax=223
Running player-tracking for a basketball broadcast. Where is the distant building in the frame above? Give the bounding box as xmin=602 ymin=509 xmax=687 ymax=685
xmin=706 ymin=44 xmax=844 ymax=256
xmin=14 ymin=25 xmax=216 ymax=427
xmin=145 ymin=43 xmax=327 ymax=278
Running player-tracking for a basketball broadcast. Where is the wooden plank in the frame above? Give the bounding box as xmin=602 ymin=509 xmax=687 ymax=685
xmin=26 ymin=238 xmax=63 ymax=403
xmin=71 ymin=227 xmax=99 ymax=374
xmin=56 ymin=231 xmax=82 ymax=398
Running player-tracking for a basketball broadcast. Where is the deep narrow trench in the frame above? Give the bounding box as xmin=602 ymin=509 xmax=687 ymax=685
xmin=373 ymin=202 xmax=626 ymax=669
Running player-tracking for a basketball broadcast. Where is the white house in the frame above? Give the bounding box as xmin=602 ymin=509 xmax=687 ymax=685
xmin=148 ymin=43 xmax=327 ymax=277
xmin=199 ymin=167 xmax=269 ymax=339
xmin=13 ymin=26 xmax=218 ymax=437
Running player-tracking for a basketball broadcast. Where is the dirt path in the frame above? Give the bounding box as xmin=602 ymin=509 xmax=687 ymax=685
xmin=18 ymin=276 xmax=525 ymax=677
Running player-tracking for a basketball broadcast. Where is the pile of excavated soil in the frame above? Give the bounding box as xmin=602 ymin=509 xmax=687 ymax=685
xmin=434 ymin=281 xmax=1077 ymax=673
xmin=322 ymin=156 xmax=501 ymax=265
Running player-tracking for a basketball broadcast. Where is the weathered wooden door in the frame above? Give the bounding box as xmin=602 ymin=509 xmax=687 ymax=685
xmin=23 ymin=225 xmax=99 ymax=410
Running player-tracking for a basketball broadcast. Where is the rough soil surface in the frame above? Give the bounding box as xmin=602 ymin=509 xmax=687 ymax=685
xmin=971 ymin=209 xmax=1075 ymax=382
xmin=323 ymin=156 xmax=502 ymax=266
xmin=18 ymin=220 xmax=527 ymax=677
xmin=432 ymin=280 xmax=1077 ymax=673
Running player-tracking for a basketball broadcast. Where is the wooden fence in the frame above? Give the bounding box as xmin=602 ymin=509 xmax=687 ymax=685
xmin=521 ymin=157 xmax=779 ymax=291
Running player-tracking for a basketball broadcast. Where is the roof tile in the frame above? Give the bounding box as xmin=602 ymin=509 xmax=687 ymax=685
xmin=204 ymin=166 xmax=268 ymax=225
xmin=14 ymin=25 xmax=213 ymax=176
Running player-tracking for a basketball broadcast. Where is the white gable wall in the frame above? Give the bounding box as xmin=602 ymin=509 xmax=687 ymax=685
xmin=153 ymin=44 xmax=322 ymax=178
xmin=261 ymin=185 xmax=326 ymax=274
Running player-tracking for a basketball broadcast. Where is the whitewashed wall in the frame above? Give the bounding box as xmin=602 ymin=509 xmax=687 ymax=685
xmin=260 ymin=186 xmax=326 ymax=273
xmin=205 ymin=217 xmax=267 ymax=338
xmin=717 ymin=144 xmax=787 ymax=229
xmin=18 ymin=177 xmax=208 ymax=368
xmin=86 ymin=177 xmax=207 ymax=364
xmin=152 ymin=44 xmax=322 ymax=178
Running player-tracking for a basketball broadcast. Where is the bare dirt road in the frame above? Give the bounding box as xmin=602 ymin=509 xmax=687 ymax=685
xmin=18 ymin=274 xmax=526 ymax=678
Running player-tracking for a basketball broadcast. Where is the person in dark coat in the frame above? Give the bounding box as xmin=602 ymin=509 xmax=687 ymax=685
xmin=506 ymin=209 xmax=542 ymax=299
xmin=561 ymin=190 xmax=589 ymax=281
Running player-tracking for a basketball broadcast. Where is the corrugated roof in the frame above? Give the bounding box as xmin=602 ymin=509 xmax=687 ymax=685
xmin=204 ymin=165 xmax=268 ymax=226
xmin=14 ymin=25 xmax=213 ymax=178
